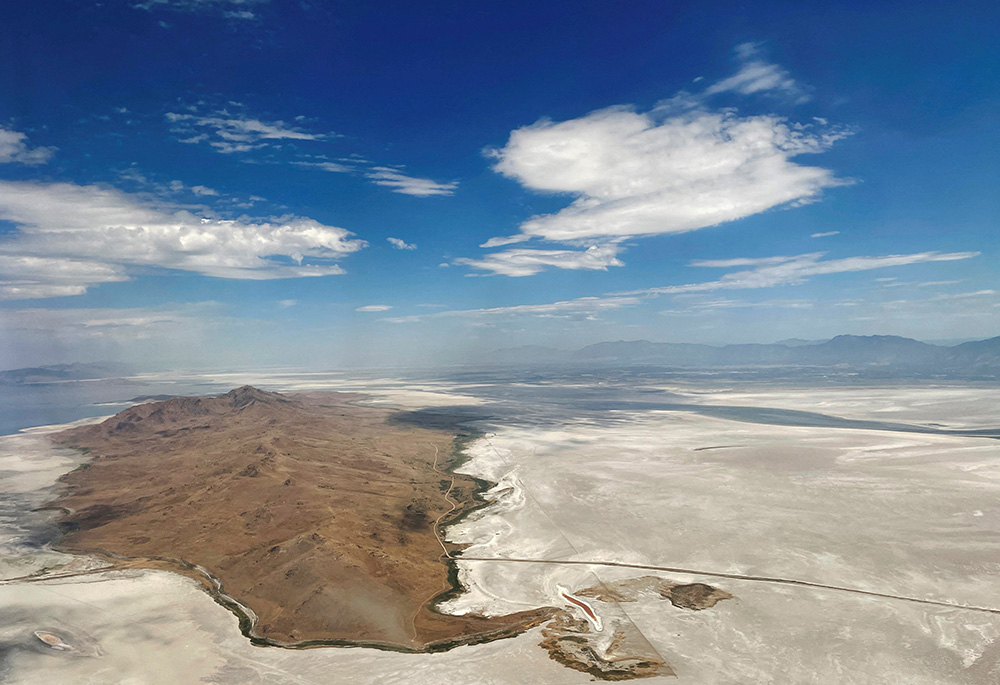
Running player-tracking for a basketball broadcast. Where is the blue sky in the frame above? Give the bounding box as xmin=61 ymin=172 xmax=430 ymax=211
xmin=0 ymin=0 xmax=997 ymax=368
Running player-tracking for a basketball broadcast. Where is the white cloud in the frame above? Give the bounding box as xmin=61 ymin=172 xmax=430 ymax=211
xmin=0 ymin=180 xmax=366 ymax=299
xmin=400 ymin=250 xmax=980 ymax=325
xmin=459 ymin=44 xmax=850 ymax=277
xmin=927 ymin=289 xmax=997 ymax=301
xmin=295 ymin=160 xmax=354 ymax=173
xmin=878 ymin=278 xmax=963 ymax=289
xmin=624 ymin=251 xmax=980 ymax=297
xmin=2 ymin=307 xmax=193 ymax=335
xmin=168 ymin=179 xmax=219 ymax=196
xmin=387 ymin=237 xmax=417 ymax=250
xmin=689 ymin=255 xmax=803 ymax=269
xmin=166 ymin=106 xmax=456 ymax=199
xmin=366 ymin=167 xmax=458 ymax=196
xmin=660 ymin=297 xmax=815 ymax=315
xmin=301 ymin=161 xmax=456 ymax=198
xmin=454 ymin=243 xmax=624 ymax=277
xmin=486 ymin=105 xmax=850 ymax=246
xmin=704 ymin=42 xmax=807 ymax=101
xmin=811 ymin=230 xmax=840 ymax=238
xmin=278 ymin=299 xmax=297 ymax=307
xmin=166 ymin=110 xmax=324 ymax=154
xmin=0 ymin=256 xmax=128 ymax=301
xmin=0 ymin=127 xmax=55 ymax=165
xmin=132 ymin=0 xmax=266 ymax=18
xmin=356 ymin=304 xmax=392 ymax=312
xmin=385 ymin=295 xmax=640 ymax=323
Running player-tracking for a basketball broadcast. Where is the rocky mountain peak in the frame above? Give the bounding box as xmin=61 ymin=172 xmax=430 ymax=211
xmin=223 ymin=385 xmax=287 ymax=408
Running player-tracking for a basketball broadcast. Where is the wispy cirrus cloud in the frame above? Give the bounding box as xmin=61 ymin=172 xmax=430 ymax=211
xmin=300 ymin=160 xmax=458 ymax=196
xmin=694 ymin=297 xmax=812 ymax=309
xmin=392 ymin=250 xmax=980 ymax=323
xmin=454 ymin=243 xmax=624 ymax=277
xmin=659 ymin=297 xmax=815 ymax=316
xmin=0 ymin=304 xmax=208 ymax=338
xmin=384 ymin=295 xmax=641 ymax=323
xmin=166 ymin=109 xmax=325 ymax=153
xmin=170 ymin=180 xmax=218 ymax=196
xmin=0 ymin=127 xmax=55 ymax=165
xmin=0 ymin=180 xmax=366 ymax=299
xmin=294 ymin=159 xmax=354 ymax=173
xmin=366 ymin=167 xmax=457 ymax=197
xmin=632 ymin=251 xmax=980 ymax=296
xmin=166 ymin=104 xmax=457 ymax=196
xmin=704 ymin=42 xmax=809 ymax=102
xmin=356 ymin=304 xmax=393 ymax=312
xmin=131 ymin=0 xmax=267 ymax=19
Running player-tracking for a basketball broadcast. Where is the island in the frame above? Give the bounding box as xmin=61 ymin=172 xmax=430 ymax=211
xmin=47 ymin=386 xmax=553 ymax=651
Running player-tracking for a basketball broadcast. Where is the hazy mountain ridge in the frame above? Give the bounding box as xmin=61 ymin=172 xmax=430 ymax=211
xmin=0 ymin=362 xmax=133 ymax=385
xmin=490 ymin=335 xmax=1000 ymax=372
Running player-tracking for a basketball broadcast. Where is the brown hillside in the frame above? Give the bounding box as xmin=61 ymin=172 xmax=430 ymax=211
xmin=48 ymin=387 xmax=551 ymax=649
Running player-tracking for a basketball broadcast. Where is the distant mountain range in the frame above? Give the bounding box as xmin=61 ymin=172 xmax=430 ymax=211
xmin=490 ymin=335 xmax=1000 ymax=373
xmin=6 ymin=337 xmax=1000 ymax=379
xmin=0 ymin=362 xmax=132 ymax=385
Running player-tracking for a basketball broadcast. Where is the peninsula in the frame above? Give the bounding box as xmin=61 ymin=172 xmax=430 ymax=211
xmin=47 ymin=387 xmax=552 ymax=650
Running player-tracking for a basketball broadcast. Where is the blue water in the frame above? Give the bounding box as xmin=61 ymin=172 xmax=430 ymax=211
xmin=2 ymin=370 xmax=997 ymax=441
xmin=0 ymin=378 xmax=224 ymax=435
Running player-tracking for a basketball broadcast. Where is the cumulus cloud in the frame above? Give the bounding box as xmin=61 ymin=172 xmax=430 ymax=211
xmin=456 ymin=44 xmax=850 ymax=277
xmin=387 ymin=237 xmax=417 ymax=250
xmin=487 ymin=106 xmax=850 ymax=246
xmin=0 ymin=127 xmax=55 ymax=165
xmin=166 ymin=110 xmax=324 ymax=153
xmin=366 ymin=167 xmax=458 ymax=196
xmin=705 ymin=42 xmax=807 ymax=101
xmin=454 ymin=243 xmax=624 ymax=277
xmin=356 ymin=304 xmax=392 ymax=312
xmin=0 ymin=180 xmax=366 ymax=299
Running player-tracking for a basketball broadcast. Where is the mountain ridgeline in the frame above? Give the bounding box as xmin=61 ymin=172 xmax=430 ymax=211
xmin=490 ymin=335 xmax=1000 ymax=375
xmin=0 ymin=361 xmax=132 ymax=385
